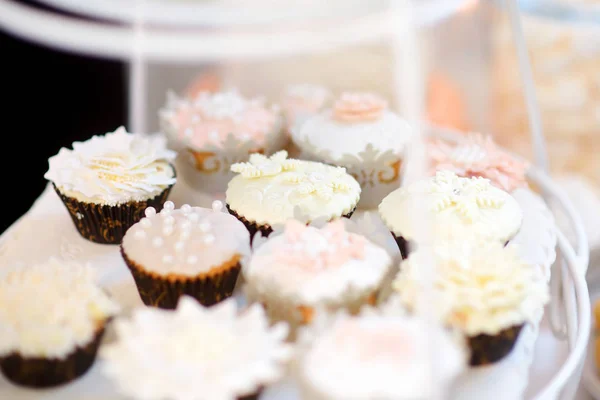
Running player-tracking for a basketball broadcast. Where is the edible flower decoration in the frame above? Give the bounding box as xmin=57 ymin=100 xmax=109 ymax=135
xmin=332 ymin=92 xmax=388 ymax=123
xmin=231 ymin=151 xmax=298 ymax=178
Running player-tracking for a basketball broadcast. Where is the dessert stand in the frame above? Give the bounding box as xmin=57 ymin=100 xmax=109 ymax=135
xmin=0 ymin=0 xmax=591 ymax=399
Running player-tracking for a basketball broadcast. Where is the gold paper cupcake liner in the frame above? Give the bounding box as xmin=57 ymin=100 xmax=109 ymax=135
xmin=121 ymin=248 xmax=242 ymax=309
xmin=226 ymin=204 xmax=356 ymax=244
xmin=0 ymin=324 xmax=107 ymax=388
xmin=468 ymin=324 xmax=523 ymax=366
xmin=54 ymin=183 xmax=174 ymax=245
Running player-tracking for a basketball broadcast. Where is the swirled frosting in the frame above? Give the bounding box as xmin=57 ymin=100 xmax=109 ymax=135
xmin=245 ymin=220 xmax=391 ymax=305
xmin=45 ymin=127 xmax=176 ymax=205
xmin=122 ymin=201 xmax=250 ymax=276
xmin=295 ymin=92 xmax=412 ymax=160
xmin=101 ymin=297 xmax=292 ymax=400
xmin=0 ymin=259 xmax=120 ymax=359
xmin=297 ymin=311 xmax=465 ymax=400
xmin=428 ymin=133 xmax=529 ymax=192
xmin=392 ymin=240 xmax=549 ymax=336
xmin=160 ymin=89 xmax=281 ymax=150
xmin=378 ymin=171 xmax=523 ymax=243
xmin=227 ymin=151 xmax=361 ymax=225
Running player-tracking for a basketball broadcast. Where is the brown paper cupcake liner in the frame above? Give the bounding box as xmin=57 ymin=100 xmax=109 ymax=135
xmin=121 ymin=248 xmax=242 ymax=309
xmin=468 ymin=324 xmax=523 ymax=366
xmin=0 ymin=325 xmax=107 ymax=388
xmin=226 ymin=204 xmax=356 ymax=244
xmin=391 ymin=233 xmax=411 ymax=260
xmin=54 ymin=183 xmax=174 ymax=245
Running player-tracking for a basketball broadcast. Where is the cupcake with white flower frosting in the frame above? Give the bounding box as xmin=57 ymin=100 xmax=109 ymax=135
xmin=226 ymin=150 xmax=361 ymax=241
xmin=378 ymin=171 xmax=523 ymax=258
xmin=101 ymin=296 xmax=292 ymax=400
xmin=44 ymin=126 xmax=177 ymax=244
xmin=295 ymin=309 xmax=466 ymax=400
xmin=293 ymin=91 xmax=412 ymax=208
xmin=392 ymin=239 xmax=549 ymax=365
xmin=244 ymin=219 xmax=391 ymax=333
xmin=160 ymin=89 xmax=284 ymax=193
xmin=121 ymin=201 xmax=250 ymax=309
xmin=0 ymin=259 xmax=120 ymax=387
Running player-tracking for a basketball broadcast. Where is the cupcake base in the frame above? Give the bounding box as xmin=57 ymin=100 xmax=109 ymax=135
xmin=226 ymin=204 xmax=356 ymax=243
xmin=0 ymin=326 xmax=106 ymax=388
xmin=468 ymin=324 xmax=524 ymax=366
xmin=54 ymin=183 xmax=174 ymax=245
xmin=122 ymin=248 xmax=242 ymax=309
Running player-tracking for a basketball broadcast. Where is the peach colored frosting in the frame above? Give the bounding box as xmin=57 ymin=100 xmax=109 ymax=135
xmin=428 ymin=133 xmax=529 ymax=192
xmin=274 ymin=220 xmax=366 ymax=271
xmin=332 ymin=92 xmax=388 ymax=123
xmin=164 ymin=90 xmax=280 ymax=149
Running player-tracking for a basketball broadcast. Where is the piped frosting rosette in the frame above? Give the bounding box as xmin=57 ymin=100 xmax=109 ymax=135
xmin=159 ymin=89 xmax=285 ymax=193
xmin=392 ymin=239 xmax=549 ymax=365
xmin=293 ymin=91 xmax=413 ymax=209
xmin=428 ymin=133 xmax=529 ymax=193
xmin=101 ymin=297 xmax=292 ymax=400
xmin=294 ymin=304 xmax=466 ymax=400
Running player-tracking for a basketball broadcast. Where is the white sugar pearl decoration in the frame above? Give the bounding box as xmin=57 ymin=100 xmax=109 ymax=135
xmin=181 ymin=220 xmax=192 ymax=231
xmin=163 ymin=201 xmax=175 ymax=212
xmin=175 ymin=241 xmax=185 ymax=252
xmin=187 ymin=255 xmax=198 ymax=264
xmin=180 ymin=230 xmax=191 ymax=240
xmin=184 ymin=128 xmax=193 ymax=137
xmin=203 ymin=234 xmax=215 ymax=245
xmin=152 ymin=237 xmax=164 ymax=248
xmin=163 ymin=215 xmax=175 ymax=225
xmin=145 ymin=207 xmax=156 ymax=218
xmin=198 ymin=222 xmax=211 ymax=233
xmin=134 ymin=230 xmax=146 ymax=240
xmin=181 ymin=204 xmax=192 ymax=214
xmin=163 ymin=225 xmax=174 ymax=236
xmin=188 ymin=213 xmax=200 ymax=222
xmin=162 ymin=255 xmax=174 ymax=264
xmin=141 ymin=218 xmax=152 ymax=228
xmin=212 ymin=200 xmax=223 ymax=212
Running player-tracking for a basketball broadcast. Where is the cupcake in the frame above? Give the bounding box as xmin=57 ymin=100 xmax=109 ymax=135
xmin=226 ymin=150 xmax=361 ymax=240
xmin=296 ymin=310 xmax=465 ymax=400
xmin=378 ymin=171 xmax=523 ymax=258
xmin=281 ymin=84 xmax=330 ymax=136
xmin=44 ymin=126 xmax=176 ymax=244
xmin=0 ymin=259 xmax=120 ymax=387
xmin=160 ymin=89 xmax=284 ymax=193
xmin=121 ymin=200 xmax=250 ymax=309
xmin=244 ymin=219 xmax=391 ymax=333
xmin=293 ymin=91 xmax=412 ymax=208
xmin=428 ymin=133 xmax=529 ymax=193
xmin=392 ymin=239 xmax=549 ymax=365
xmin=101 ymin=296 xmax=292 ymax=400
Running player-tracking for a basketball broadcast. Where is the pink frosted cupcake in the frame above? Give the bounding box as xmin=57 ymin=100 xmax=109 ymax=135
xmin=428 ymin=133 xmax=529 ymax=193
xmin=160 ymin=89 xmax=284 ymax=193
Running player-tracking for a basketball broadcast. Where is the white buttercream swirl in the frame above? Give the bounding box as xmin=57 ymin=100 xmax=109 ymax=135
xmin=101 ymin=297 xmax=292 ymax=400
xmin=296 ymin=310 xmax=465 ymax=400
xmin=392 ymin=240 xmax=549 ymax=336
xmin=0 ymin=259 xmax=120 ymax=359
xmin=45 ymin=127 xmax=176 ymax=205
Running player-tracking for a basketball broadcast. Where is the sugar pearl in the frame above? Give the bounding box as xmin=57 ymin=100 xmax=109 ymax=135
xmin=163 ymin=201 xmax=175 ymax=212
xmin=198 ymin=222 xmax=211 ymax=233
xmin=187 ymin=255 xmax=198 ymax=264
xmin=163 ymin=226 xmax=174 ymax=236
xmin=180 ymin=230 xmax=191 ymax=240
xmin=141 ymin=218 xmax=152 ymax=228
xmin=212 ymin=201 xmax=223 ymax=212
xmin=163 ymin=215 xmax=175 ymax=226
xmin=145 ymin=207 xmax=156 ymax=218
xmin=181 ymin=204 xmax=192 ymax=214
xmin=162 ymin=255 xmax=174 ymax=264
xmin=203 ymin=234 xmax=215 ymax=245
xmin=181 ymin=220 xmax=192 ymax=231
xmin=152 ymin=237 xmax=164 ymax=248
xmin=175 ymin=242 xmax=185 ymax=252
xmin=184 ymin=128 xmax=193 ymax=137
xmin=134 ymin=230 xmax=146 ymax=240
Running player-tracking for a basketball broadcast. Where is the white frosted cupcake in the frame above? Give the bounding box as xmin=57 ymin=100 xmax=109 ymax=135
xmin=226 ymin=150 xmax=361 ymax=241
xmin=392 ymin=239 xmax=549 ymax=365
xmin=121 ymin=201 xmax=250 ymax=309
xmin=44 ymin=126 xmax=177 ymax=244
xmin=244 ymin=219 xmax=391 ymax=332
xmin=0 ymin=259 xmax=120 ymax=388
xmin=160 ymin=89 xmax=284 ymax=193
xmin=101 ymin=297 xmax=292 ymax=400
xmin=296 ymin=309 xmax=465 ymax=400
xmin=294 ymin=92 xmax=412 ymax=208
xmin=378 ymin=171 xmax=523 ymax=258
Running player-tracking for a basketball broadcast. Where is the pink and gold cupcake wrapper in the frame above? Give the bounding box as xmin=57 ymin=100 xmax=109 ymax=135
xmin=121 ymin=248 xmax=242 ymax=309
xmin=0 ymin=324 xmax=107 ymax=388
xmin=54 ymin=183 xmax=174 ymax=245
